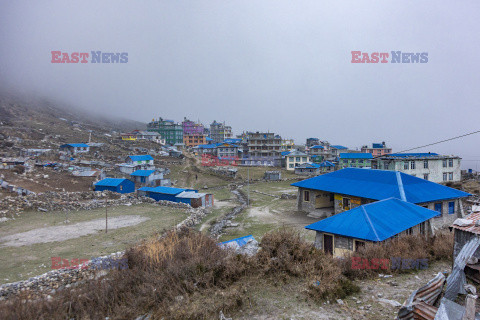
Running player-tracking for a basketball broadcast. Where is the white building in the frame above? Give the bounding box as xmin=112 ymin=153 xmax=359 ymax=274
xmin=372 ymin=153 xmax=461 ymax=183
xmin=285 ymin=150 xmax=310 ymax=171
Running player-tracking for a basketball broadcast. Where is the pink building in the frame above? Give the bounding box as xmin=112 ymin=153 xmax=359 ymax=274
xmin=361 ymin=142 xmax=392 ymax=157
xmin=182 ymin=118 xmax=204 ymax=135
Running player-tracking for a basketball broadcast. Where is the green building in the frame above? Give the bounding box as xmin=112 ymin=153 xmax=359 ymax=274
xmin=147 ymin=117 xmax=183 ymax=145
xmin=339 ymin=153 xmax=373 ymax=168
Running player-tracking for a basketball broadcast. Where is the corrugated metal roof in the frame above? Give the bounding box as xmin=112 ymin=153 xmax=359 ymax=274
xmin=331 ymin=145 xmax=348 ymax=149
xmin=310 ymin=145 xmax=324 ymax=149
xmin=451 ymin=211 xmax=480 ymax=234
xmin=127 ymin=155 xmax=154 ymax=161
xmin=339 ymin=153 xmax=373 ymax=159
xmin=148 ymin=186 xmax=188 ymax=195
xmin=175 ymin=191 xmax=204 ymax=199
xmin=305 ymin=198 xmax=441 ymax=241
xmin=220 ymin=235 xmax=255 ymax=247
xmin=296 ymin=163 xmax=320 ymax=169
xmin=291 ymin=168 xmax=470 ymax=204
xmin=61 ymin=143 xmax=89 ymax=148
xmin=130 ymin=170 xmax=155 ymax=177
xmin=95 ymin=178 xmax=129 ymax=187
xmin=319 ymin=161 xmax=335 ymax=167
xmin=387 ymin=153 xmax=439 ymax=158
xmin=138 ymin=187 xmax=156 ymax=192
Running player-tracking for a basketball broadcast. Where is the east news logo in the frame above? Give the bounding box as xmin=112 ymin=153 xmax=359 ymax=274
xmin=351 ymin=51 xmax=428 ymax=63
xmin=51 ymin=51 xmax=128 ymax=63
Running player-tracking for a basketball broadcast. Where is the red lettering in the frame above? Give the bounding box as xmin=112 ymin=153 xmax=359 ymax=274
xmin=70 ymin=52 xmax=79 ymax=63
xmin=79 ymin=52 xmax=89 ymax=63
xmin=79 ymin=259 xmax=90 ymax=269
xmin=61 ymin=52 xmax=71 ymax=63
xmin=51 ymin=51 xmax=62 ymax=63
xmin=51 ymin=257 xmax=62 ymax=269
xmin=370 ymin=52 xmax=379 ymax=63
xmin=351 ymin=257 xmax=362 ymax=269
xmin=351 ymin=51 xmax=362 ymax=63
xmin=379 ymin=52 xmax=389 ymax=63
xmin=380 ymin=258 xmax=389 ymax=270
xmin=361 ymin=53 xmax=371 ymax=63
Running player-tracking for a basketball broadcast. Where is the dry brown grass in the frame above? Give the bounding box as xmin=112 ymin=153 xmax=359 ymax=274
xmin=340 ymin=231 xmax=454 ymax=280
xmin=5 ymin=229 xmax=451 ymax=319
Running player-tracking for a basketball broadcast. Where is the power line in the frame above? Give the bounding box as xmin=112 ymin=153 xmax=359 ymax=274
xmin=393 ymin=129 xmax=480 ymax=154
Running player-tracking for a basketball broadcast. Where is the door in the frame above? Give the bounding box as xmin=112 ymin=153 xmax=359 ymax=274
xmin=323 ymin=234 xmax=333 ymax=255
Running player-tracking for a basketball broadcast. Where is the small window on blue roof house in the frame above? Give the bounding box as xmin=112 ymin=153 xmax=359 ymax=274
xmin=434 ymin=203 xmax=442 ymax=217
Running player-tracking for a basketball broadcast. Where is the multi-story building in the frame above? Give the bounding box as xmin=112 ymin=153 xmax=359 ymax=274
xmin=339 ymin=153 xmax=373 ymax=169
xmin=361 ymin=142 xmax=392 ymax=157
xmin=371 ymin=153 xmax=462 ymax=183
xmin=306 ymin=138 xmax=320 ymax=148
xmin=183 ymin=134 xmax=206 ymax=147
xmin=147 ymin=118 xmax=183 ymax=145
xmin=182 ymin=118 xmax=205 ymax=135
xmin=281 ymin=139 xmax=295 ymax=151
xmin=243 ymin=132 xmax=282 ymax=166
xmin=285 ymin=150 xmax=310 ymax=170
xmin=209 ymin=121 xmax=232 ymax=143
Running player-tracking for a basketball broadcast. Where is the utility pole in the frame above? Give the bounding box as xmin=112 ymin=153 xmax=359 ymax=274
xmin=105 ymin=205 xmax=108 ymax=233
xmin=247 ymin=167 xmax=250 ymax=207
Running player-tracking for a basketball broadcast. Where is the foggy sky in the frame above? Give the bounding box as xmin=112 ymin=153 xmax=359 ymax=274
xmin=1 ymin=1 xmax=480 ymax=168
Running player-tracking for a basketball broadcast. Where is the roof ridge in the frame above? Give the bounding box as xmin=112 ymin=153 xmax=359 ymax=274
xmin=395 ymin=172 xmax=407 ymax=201
xmin=361 ymin=206 xmax=381 ymax=241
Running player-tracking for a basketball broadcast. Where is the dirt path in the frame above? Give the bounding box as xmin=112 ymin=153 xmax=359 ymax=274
xmin=0 ymin=215 xmax=150 ymax=247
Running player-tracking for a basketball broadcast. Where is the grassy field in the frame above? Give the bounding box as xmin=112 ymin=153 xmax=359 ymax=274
xmin=219 ymin=181 xmax=317 ymax=243
xmin=0 ymin=204 xmax=187 ymax=284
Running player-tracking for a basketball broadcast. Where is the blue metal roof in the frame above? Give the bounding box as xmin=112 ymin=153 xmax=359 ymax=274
xmin=138 ymin=187 xmax=156 ymax=191
xmin=61 ymin=143 xmax=89 ymax=148
xmin=281 ymin=151 xmax=291 ymax=156
xmin=95 ymin=178 xmax=129 ymax=187
xmin=331 ymin=145 xmax=348 ymax=149
xmin=223 ymin=138 xmax=242 ymax=144
xmin=128 ymin=155 xmax=154 ymax=161
xmin=148 ymin=186 xmax=189 ymax=195
xmin=386 ymin=153 xmax=439 ymax=158
xmin=220 ymin=235 xmax=255 ymax=247
xmin=197 ymin=144 xmax=218 ymax=149
xmin=297 ymin=163 xmax=321 ymax=169
xmin=130 ymin=170 xmax=155 ymax=177
xmin=206 ymin=137 xmax=213 ymax=141
xmin=372 ymin=143 xmax=384 ymax=148
xmin=310 ymin=145 xmax=324 ymax=149
xmin=305 ymin=198 xmax=440 ymax=242
xmin=340 ymin=153 xmax=373 ymax=159
xmin=291 ymin=168 xmax=470 ymax=203
xmin=320 ymin=161 xmax=335 ymax=167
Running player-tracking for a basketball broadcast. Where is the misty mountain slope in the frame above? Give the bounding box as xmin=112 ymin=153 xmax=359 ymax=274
xmin=0 ymin=91 xmax=146 ymax=142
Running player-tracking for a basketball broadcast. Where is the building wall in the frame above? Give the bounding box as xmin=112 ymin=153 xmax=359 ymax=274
xmin=453 ymin=229 xmax=480 ymax=261
xmin=286 ymin=154 xmax=310 ymax=170
xmin=339 ymin=158 xmax=371 ymax=169
xmin=417 ymin=199 xmax=463 ymax=229
xmin=375 ymin=157 xmax=461 ymax=183
xmin=313 ymin=220 xmax=433 ymax=256
xmin=183 ymin=134 xmax=206 ymax=147
xmin=297 ymin=188 xmax=334 ymax=212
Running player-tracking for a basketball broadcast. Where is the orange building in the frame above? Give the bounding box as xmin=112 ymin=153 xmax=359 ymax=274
xmin=183 ymin=134 xmax=207 ymax=147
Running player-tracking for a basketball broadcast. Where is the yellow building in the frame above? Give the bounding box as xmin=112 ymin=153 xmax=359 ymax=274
xmin=183 ymin=134 xmax=207 ymax=147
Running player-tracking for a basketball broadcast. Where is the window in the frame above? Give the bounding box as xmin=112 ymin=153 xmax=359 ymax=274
xmin=420 ymin=222 xmax=426 ymax=235
xmin=358 ymin=160 xmax=363 ymax=163
xmin=354 ymin=240 xmax=365 ymax=252
xmin=434 ymin=202 xmax=442 ymax=216
xmin=423 ymin=160 xmax=428 ymax=169
xmin=304 ymin=191 xmax=310 ymax=202
xmin=406 ymin=227 xmax=413 ymax=235
xmin=296 ymin=157 xmax=300 ymax=162
xmin=442 ymin=159 xmax=447 ymax=167
xmin=423 ymin=174 xmax=429 ymax=180
xmin=343 ymin=160 xmax=348 ymax=164
xmin=404 ymin=162 xmax=409 ymax=170
xmin=289 ymin=157 xmax=293 ymax=162
xmin=449 ymin=159 xmax=453 ymax=167
xmin=410 ymin=161 xmax=415 ymax=169
xmin=289 ymin=164 xmax=293 ymax=168
xmin=302 ymin=157 xmax=307 ymax=161
xmin=449 ymin=173 xmax=453 ymax=180
xmin=443 ymin=173 xmax=447 ymax=181
xmin=448 ymin=201 xmax=455 ymax=214
xmin=342 ymin=197 xmax=351 ymax=210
